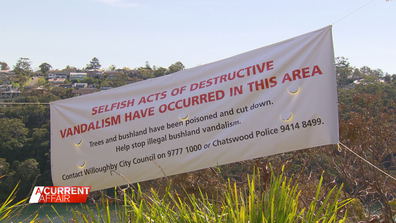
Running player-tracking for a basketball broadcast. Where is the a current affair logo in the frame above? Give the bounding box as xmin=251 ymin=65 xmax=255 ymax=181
xmin=29 ymin=186 xmax=91 ymax=203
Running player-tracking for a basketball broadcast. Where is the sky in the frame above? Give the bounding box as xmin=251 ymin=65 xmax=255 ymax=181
xmin=1 ymin=0 xmax=395 ymax=74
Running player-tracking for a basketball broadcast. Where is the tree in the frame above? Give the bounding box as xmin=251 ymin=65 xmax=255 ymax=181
xmin=13 ymin=57 xmax=32 ymax=72
xmin=167 ymin=61 xmax=185 ymax=74
xmin=0 ymin=158 xmax=10 ymax=176
xmin=360 ymin=66 xmax=372 ymax=77
xmin=13 ymin=158 xmax=41 ymax=199
xmin=63 ymin=65 xmax=77 ymax=73
xmin=338 ymin=90 xmax=396 ymax=222
xmin=335 ymin=57 xmax=353 ymax=87
xmin=384 ymin=74 xmax=391 ymax=83
xmin=16 ymin=159 xmax=40 ymax=181
xmin=392 ymin=74 xmax=396 ymax=82
xmin=139 ymin=68 xmax=154 ymax=79
xmin=145 ymin=61 xmax=152 ymax=70
xmin=109 ymin=64 xmax=116 ymax=71
xmin=153 ymin=67 xmax=167 ymax=77
xmin=86 ymin=57 xmax=101 ymax=69
xmin=39 ymin=62 xmax=52 ymax=74
xmin=99 ymin=79 xmax=110 ymax=88
xmin=371 ymin=68 xmax=384 ymax=78
xmin=110 ymin=73 xmax=128 ymax=87
xmin=0 ymin=118 xmax=29 ymax=162
xmin=0 ymin=61 xmax=10 ymax=70
xmin=168 ymin=61 xmax=185 ymax=74
xmin=36 ymin=77 xmax=47 ymax=87
xmin=82 ymin=76 xmax=97 ymax=85
xmin=50 ymin=86 xmax=67 ymax=98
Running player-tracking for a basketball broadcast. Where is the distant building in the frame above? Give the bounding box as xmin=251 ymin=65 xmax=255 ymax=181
xmin=0 ymin=70 xmax=16 ymax=84
xmin=69 ymin=73 xmax=87 ymax=81
xmin=1 ymin=89 xmax=21 ymax=100
xmin=72 ymin=83 xmax=88 ymax=89
xmin=58 ymin=84 xmax=73 ymax=89
xmin=48 ymin=72 xmax=68 ymax=79
xmin=0 ymin=84 xmax=18 ymax=91
xmin=124 ymin=69 xmax=140 ymax=77
xmin=48 ymin=78 xmax=66 ymax=84
xmin=99 ymin=86 xmax=112 ymax=91
xmin=86 ymin=69 xmax=104 ymax=79
xmin=104 ymin=71 xmax=122 ymax=80
xmin=32 ymin=87 xmax=47 ymax=95
xmin=34 ymin=71 xmax=44 ymax=76
xmin=0 ymin=85 xmax=10 ymax=91
xmin=71 ymin=88 xmax=96 ymax=96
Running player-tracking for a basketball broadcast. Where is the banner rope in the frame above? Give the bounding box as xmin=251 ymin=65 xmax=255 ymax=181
xmin=338 ymin=141 xmax=396 ymax=182
xmin=333 ymin=0 xmax=376 ymax=25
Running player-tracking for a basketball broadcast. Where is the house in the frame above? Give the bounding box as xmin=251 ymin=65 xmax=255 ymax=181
xmin=59 ymin=84 xmax=73 ymax=89
xmin=104 ymin=71 xmax=122 ymax=80
xmin=72 ymin=83 xmax=88 ymax=89
xmin=0 ymin=70 xmax=16 ymax=84
xmin=0 ymin=84 xmax=18 ymax=91
xmin=32 ymin=87 xmax=47 ymax=95
xmin=71 ymin=88 xmax=96 ymax=96
xmin=34 ymin=71 xmax=44 ymax=77
xmin=0 ymin=85 xmax=10 ymax=91
xmin=69 ymin=72 xmax=87 ymax=81
xmin=86 ymin=69 xmax=104 ymax=79
xmin=1 ymin=89 xmax=21 ymax=100
xmin=99 ymin=86 xmax=112 ymax=91
xmin=124 ymin=69 xmax=140 ymax=77
xmin=48 ymin=78 xmax=66 ymax=84
xmin=48 ymin=72 xmax=68 ymax=79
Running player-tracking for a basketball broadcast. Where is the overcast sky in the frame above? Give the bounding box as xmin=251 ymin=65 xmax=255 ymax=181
xmin=1 ymin=0 xmax=395 ymax=74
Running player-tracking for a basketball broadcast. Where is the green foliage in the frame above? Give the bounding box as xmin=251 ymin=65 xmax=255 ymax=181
xmin=63 ymin=65 xmax=77 ymax=73
xmin=0 ymin=177 xmax=28 ymax=222
xmin=0 ymin=118 xmax=29 ymax=162
xmin=36 ymin=76 xmax=47 ymax=87
xmin=167 ymin=61 xmax=185 ymax=74
xmin=108 ymin=64 xmax=116 ymax=71
xmin=11 ymin=82 xmax=21 ymax=89
xmin=13 ymin=57 xmax=32 ymax=73
xmin=153 ymin=67 xmax=167 ymax=77
xmin=335 ymin=57 xmax=354 ymax=87
xmin=389 ymin=200 xmax=396 ymax=213
xmin=50 ymin=87 xmax=70 ymax=99
xmin=0 ymin=159 xmax=10 ymax=176
xmin=139 ymin=68 xmax=154 ymax=80
xmin=110 ymin=73 xmax=128 ymax=87
xmin=16 ymin=159 xmax=40 ymax=181
xmin=39 ymin=62 xmax=52 ymax=75
xmin=82 ymin=76 xmax=97 ymax=85
xmin=347 ymin=199 xmax=366 ymax=222
xmin=0 ymin=61 xmax=10 ymax=70
xmin=86 ymin=57 xmax=101 ymax=69
xmin=62 ymin=167 xmax=350 ymax=223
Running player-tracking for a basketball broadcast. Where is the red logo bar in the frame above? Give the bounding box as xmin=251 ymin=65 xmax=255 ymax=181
xmin=29 ymin=186 xmax=91 ymax=203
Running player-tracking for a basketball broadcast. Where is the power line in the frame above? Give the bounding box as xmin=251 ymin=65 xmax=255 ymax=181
xmin=333 ymin=0 xmax=376 ymax=25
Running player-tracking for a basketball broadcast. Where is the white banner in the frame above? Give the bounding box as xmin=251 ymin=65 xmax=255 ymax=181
xmin=50 ymin=26 xmax=338 ymax=191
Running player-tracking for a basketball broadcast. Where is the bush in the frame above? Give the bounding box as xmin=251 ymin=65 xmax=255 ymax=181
xmin=62 ymin=166 xmax=351 ymax=223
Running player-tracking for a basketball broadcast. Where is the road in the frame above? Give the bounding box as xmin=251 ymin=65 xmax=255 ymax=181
xmin=26 ymin=76 xmax=39 ymax=88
